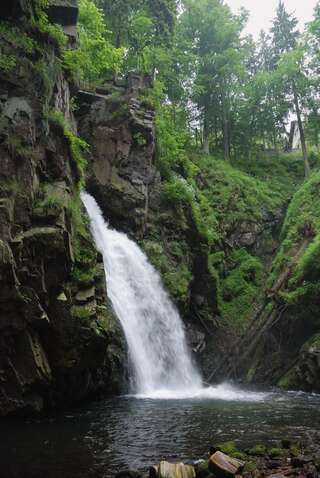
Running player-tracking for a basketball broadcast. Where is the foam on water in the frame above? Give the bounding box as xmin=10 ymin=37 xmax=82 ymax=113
xmin=82 ymin=192 xmax=268 ymax=403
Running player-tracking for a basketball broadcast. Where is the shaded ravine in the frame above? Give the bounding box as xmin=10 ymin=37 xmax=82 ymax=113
xmin=82 ymin=192 xmax=267 ymax=401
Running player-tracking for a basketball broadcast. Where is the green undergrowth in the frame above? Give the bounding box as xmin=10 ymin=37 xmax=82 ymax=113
xmin=0 ymin=21 xmax=36 ymax=54
xmin=268 ymin=168 xmax=320 ymax=307
xmin=236 ymin=152 xmax=307 ymax=201
xmin=162 ymin=154 xmax=284 ymax=248
xmin=219 ymin=249 xmax=264 ymax=326
xmin=142 ymin=240 xmax=193 ymax=307
xmin=32 ymin=0 xmax=67 ymax=49
xmin=156 ymin=146 xmax=285 ymax=326
xmin=47 ymin=109 xmax=89 ymax=189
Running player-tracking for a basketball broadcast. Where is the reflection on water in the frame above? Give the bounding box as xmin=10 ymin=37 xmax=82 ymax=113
xmin=1 ymin=389 xmax=320 ymax=478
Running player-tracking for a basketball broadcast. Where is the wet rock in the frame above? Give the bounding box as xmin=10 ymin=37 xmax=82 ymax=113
xmin=151 ymin=461 xmax=196 ymax=478
xmin=209 ymin=451 xmax=245 ymax=478
xmin=48 ymin=0 xmax=78 ymax=26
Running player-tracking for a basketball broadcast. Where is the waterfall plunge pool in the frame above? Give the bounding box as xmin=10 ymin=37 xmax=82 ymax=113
xmin=1 ymin=389 xmax=320 ymax=478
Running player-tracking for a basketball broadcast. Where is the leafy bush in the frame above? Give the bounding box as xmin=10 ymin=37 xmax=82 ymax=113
xmin=32 ymin=0 xmax=67 ymax=49
xmin=63 ymin=0 xmax=123 ymax=84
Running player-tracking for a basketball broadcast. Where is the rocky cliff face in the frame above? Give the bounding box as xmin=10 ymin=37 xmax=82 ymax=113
xmin=0 ymin=0 xmax=126 ymax=416
xmin=75 ymin=77 xmax=287 ymax=380
xmin=76 ymin=74 xmax=161 ymax=236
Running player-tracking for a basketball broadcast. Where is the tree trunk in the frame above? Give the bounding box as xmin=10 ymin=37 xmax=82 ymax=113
xmin=203 ymin=106 xmax=210 ymax=155
xmin=293 ymin=88 xmax=310 ymax=178
xmin=222 ymin=94 xmax=230 ymax=161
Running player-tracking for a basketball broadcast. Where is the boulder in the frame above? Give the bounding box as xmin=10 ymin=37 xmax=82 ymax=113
xmin=48 ymin=0 xmax=78 ymax=26
xmin=208 ymin=451 xmax=244 ymax=478
xmin=151 ymin=461 xmax=196 ymax=478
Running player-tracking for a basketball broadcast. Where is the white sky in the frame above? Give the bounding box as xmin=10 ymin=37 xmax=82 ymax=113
xmin=226 ymin=0 xmax=318 ymax=38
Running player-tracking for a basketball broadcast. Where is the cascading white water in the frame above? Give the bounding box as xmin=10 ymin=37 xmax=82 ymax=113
xmin=82 ymin=192 xmax=267 ymax=402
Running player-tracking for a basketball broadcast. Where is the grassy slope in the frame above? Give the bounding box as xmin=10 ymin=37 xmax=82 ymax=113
xmin=269 ymin=168 xmax=320 ymax=318
xmin=146 ymin=151 xmax=306 ymax=331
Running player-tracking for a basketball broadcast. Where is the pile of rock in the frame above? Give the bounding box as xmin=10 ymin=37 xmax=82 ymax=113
xmin=124 ymin=440 xmax=320 ymax=478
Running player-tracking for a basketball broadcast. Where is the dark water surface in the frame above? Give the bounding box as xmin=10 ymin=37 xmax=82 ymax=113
xmin=1 ymin=389 xmax=320 ymax=478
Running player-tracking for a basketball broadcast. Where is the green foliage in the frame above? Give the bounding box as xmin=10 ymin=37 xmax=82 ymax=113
xmin=269 ymin=448 xmax=286 ymax=458
xmin=219 ymin=249 xmax=264 ymax=327
xmin=142 ymin=240 xmax=193 ymax=305
xmin=0 ymin=54 xmax=16 ymax=72
xmin=303 ymin=333 xmax=320 ymax=349
xmin=215 ymin=442 xmax=246 ymax=461
xmin=63 ymin=0 xmax=123 ymax=84
xmin=47 ymin=109 xmax=89 ymax=189
xmin=32 ymin=0 xmax=67 ymax=49
xmin=71 ymin=212 xmax=97 ymax=287
xmin=163 ymin=266 xmax=193 ymax=304
xmin=133 ymin=132 xmax=147 ymax=146
xmin=34 ymin=189 xmax=66 ymax=214
xmin=247 ymin=444 xmax=267 ymax=457
xmin=71 ymin=305 xmax=93 ymax=320
xmin=236 ymin=152 xmax=305 ymax=201
xmin=0 ymin=21 xmax=36 ymax=53
xmin=267 ymin=169 xmax=320 ymax=314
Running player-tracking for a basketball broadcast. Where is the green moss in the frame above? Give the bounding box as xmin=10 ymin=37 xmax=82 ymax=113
xmin=34 ymin=186 xmax=67 ymax=214
xmin=133 ymin=132 xmax=147 ymax=146
xmin=237 ymin=153 xmax=305 ymax=202
xmin=269 ymin=448 xmax=286 ymax=458
xmin=243 ymin=462 xmax=257 ymax=473
xmin=215 ymin=442 xmax=246 ymax=460
xmin=248 ymin=444 xmax=267 ymax=456
xmin=142 ymin=239 xmax=193 ymax=306
xmin=302 ymin=333 xmax=320 ymax=350
xmin=163 ymin=266 xmax=193 ymax=303
xmin=32 ymin=0 xmax=67 ymax=49
xmin=0 ymin=21 xmax=36 ymax=53
xmin=246 ymin=366 xmax=256 ymax=384
xmin=71 ymin=305 xmax=93 ymax=320
xmin=142 ymin=241 xmax=168 ymax=273
xmin=0 ymin=53 xmax=17 ymax=72
xmin=47 ymin=109 xmax=89 ymax=189
xmin=219 ymin=249 xmax=264 ymax=327
xmin=268 ymin=169 xmax=320 ymax=311
xmin=290 ymin=443 xmax=302 ymax=457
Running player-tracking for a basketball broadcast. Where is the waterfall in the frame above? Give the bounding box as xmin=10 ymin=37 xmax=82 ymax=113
xmin=82 ymin=192 xmax=267 ymax=402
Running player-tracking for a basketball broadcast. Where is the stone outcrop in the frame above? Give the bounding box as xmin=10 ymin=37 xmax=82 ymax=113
xmin=0 ymin=0 xmax=126 ymax=416
xmin=77 ymin=75 xmax=161 ymax=235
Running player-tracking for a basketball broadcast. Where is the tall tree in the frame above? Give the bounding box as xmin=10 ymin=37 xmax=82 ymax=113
xmin=271 ymin=1 xmax=310 ymax=176
xmin=180 ymin=0 xmax=247 ymax=160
